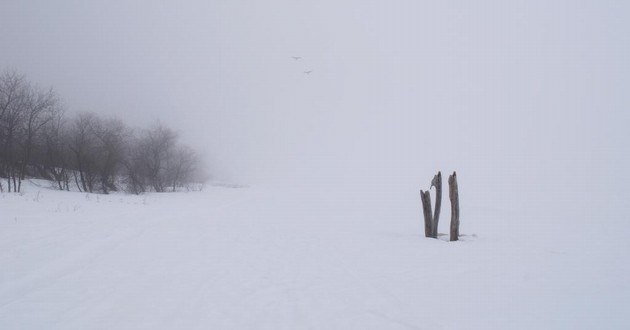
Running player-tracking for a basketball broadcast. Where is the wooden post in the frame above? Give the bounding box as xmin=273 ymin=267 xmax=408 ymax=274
xmin=420 ymin=190 xmax=434 ymax=238
xmin=430 ymin=171 xmax=442 ymax=239
xmin=448 ymin=171 xmax=460 ymax=241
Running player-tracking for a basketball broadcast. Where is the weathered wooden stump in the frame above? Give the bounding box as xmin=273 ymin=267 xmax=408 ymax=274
xmin=420 ymin=190 xmax=433 ymax=238
xmin=430 ymin=171 xmax=442 ymax=239
xmin=448 ymin=171 xmax=460 ymax=241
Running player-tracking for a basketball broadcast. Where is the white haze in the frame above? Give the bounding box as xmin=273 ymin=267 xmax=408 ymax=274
xmin=1 ymin=1 xmax=629 ymax=215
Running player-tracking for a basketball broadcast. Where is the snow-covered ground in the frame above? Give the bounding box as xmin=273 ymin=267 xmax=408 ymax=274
xmin=1 ymin=180 xmax=629 ymax=329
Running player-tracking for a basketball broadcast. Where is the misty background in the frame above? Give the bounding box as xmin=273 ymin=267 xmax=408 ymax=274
xmin=2 ymin=1 xmax=628 ymax=217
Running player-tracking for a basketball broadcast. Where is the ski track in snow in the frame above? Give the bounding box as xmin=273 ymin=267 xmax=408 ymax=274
xmin=1 ymin=182 xmax=629 ymax=329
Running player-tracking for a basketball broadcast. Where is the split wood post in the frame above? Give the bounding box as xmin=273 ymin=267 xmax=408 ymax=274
xmin=430 ymin=171 xmax=442 ymax=238
xmin=448 ymin=171 xmax=460 ymax=241
xmin=420 ymin=190 xmax=433 ymax=238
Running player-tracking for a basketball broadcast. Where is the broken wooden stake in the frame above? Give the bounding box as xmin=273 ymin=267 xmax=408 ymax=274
xmin=448 ymin=171 xmax=460 ymax=241
xmin=420 ymin=190 xmax=433 ymax=238
xmin=430 ymin=171 xmax=442 ymax=239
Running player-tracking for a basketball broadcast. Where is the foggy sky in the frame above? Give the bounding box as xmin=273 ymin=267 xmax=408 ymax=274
xmin=2 ymin=1 xmax=629 ymax=214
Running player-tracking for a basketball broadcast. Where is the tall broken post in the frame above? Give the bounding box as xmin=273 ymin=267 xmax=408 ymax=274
xmin=448 ymin=171 xmax=460 ymax=241
xmin=420 ymin=190 xmax=433 ymax=238
xmin=430 ymin=171 xmax=442 ymax=239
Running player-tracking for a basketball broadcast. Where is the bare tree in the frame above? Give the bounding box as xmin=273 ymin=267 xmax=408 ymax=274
xmin=17 ymin=84 xmax=60 ymax=191
xmin=91 ymin=117 xmax=128 ymax=193
xmin=123 ymin=124 xmax=202 ymax=194
xmin=0 ymin=71 xmax=61 ymax=192
xmin=122 ymin=133 xmax=148 ymax=194
xmin=0 ymin=71 xmax=28 ymax=192
xmin=140 ymin=123 xmax=177 ymax=192
xmin=40 ymin=110 xmax=70 ymax=190
xmin=168 ymin=145 xmax=198 ymax=192
xmin=68 ymin=113 xmax=100 ymax=192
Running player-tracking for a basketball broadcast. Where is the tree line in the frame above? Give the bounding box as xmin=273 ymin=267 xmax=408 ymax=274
xmin=0 ymin=70 xmax=204 ymax=194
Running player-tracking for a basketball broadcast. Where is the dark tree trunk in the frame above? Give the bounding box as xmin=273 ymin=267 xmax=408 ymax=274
xmin=12 ymin=168 xmax=18 ymax=192
xmin=420 ymin=190 xmax=434 ymax=238
xmin=7 ymin=168 xmax=12 ymax=192
xmin=73 ymin=170 xmax=83 ymax=192
xmin=448 ymin=171 xmax=460 ymax=241
xmin=101 ymin=176 xmax=109 ymax=194
xmin=79 ymin=170 xmax=87 ymax=192
xmin=63 ymin=172 xmax=70 ymax=191
xmin=19 ymin=138 xmax=32 ymax=181
xmin=431 ymin=171 xmax=442 ymax=238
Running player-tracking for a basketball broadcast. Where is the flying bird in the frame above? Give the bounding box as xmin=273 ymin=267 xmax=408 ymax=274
xmin=304 ymin=70 xmax=313 ymax=74
xmin=292 ymin=56 xmax=302 ymax=60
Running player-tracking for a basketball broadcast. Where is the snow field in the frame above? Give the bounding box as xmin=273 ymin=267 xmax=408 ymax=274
xmin=1 ymin=180 xmax=629 ymax=329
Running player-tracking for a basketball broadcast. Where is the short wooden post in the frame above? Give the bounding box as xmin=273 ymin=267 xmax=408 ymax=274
xmin=448 ymin=171 xmax=460 ymax=241
xmin=430 ymin=171 xmax=442 ymax=239
xmin=420 ymin=190 xmax=434 ymax=238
